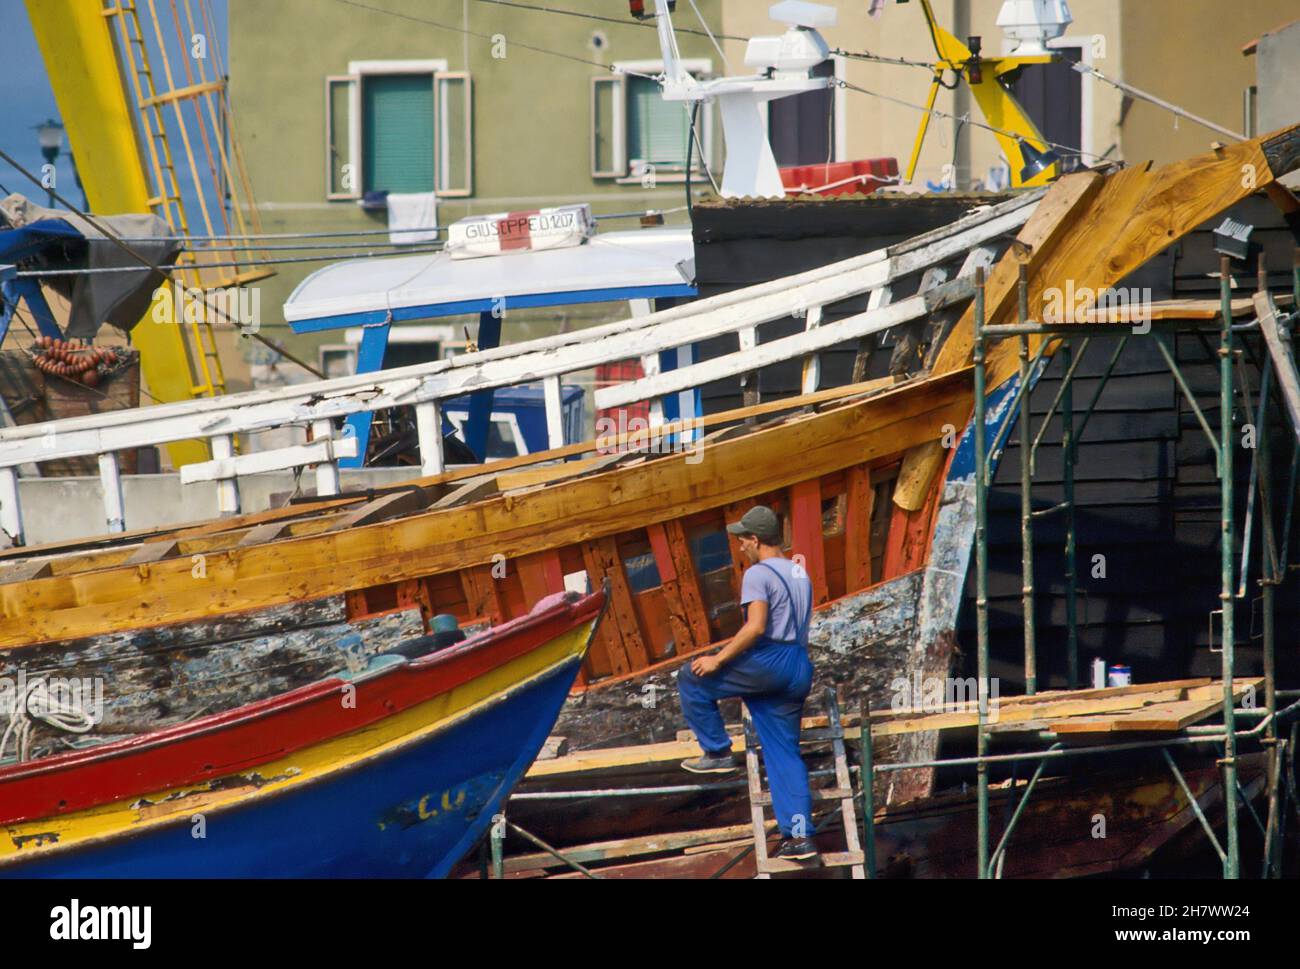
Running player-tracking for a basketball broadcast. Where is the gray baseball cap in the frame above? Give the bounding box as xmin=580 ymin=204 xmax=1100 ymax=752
xmin=726 ymin=505 xmax=781 ymax=544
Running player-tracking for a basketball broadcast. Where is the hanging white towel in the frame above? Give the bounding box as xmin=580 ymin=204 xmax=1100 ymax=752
xmin=386 ymin=192 xmax=438 ymax=244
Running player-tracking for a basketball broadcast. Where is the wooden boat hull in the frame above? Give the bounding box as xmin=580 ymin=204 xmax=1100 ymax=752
xmin=1 ymin=371 xmax=974 ymax=804
xmin=0 ymin=592 xmax=603 ymax=877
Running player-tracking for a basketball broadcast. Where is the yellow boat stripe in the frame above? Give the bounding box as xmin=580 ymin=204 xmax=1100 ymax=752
xmin=1 ymin=619 xmax=592 ymax=865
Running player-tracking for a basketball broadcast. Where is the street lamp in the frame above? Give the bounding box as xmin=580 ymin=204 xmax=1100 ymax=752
xmin=35 ymin=119 xmax=65 ymax=207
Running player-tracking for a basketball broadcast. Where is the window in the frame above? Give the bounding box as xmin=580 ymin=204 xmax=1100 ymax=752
xmin=363 ymin=73 xmax=435 ymax=193
xmin=324 ymin=60 xmax=472 ymax=200
xmin=592 ymin=60 xmax=715 ymax=180
xmin=318 ymin=344 xmax=356 ymax=378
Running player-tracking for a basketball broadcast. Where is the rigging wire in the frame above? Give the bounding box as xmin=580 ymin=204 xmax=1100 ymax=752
xmin=837 ymin=78 xmax=1113 ymax=168
xmin=55 ymin=207 xmax=689 ymax=246
xmin=473 ymin=0 xmax=1235 ymax=149
xmin=474 ymin=0 xmax=748 ymax=43
xmin=0 ymin=146 xmax=324 ymax=378
xmin=330 ymin=0 xmax=659 ymax=79
xmin=13 ymin=246 xmax=445 ymax=278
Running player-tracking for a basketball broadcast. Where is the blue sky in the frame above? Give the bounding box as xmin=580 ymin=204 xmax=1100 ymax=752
xmin=0 ymin=0 xmax=227 ymax=212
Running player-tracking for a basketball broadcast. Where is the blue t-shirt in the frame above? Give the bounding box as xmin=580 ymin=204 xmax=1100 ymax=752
xmin=740 ymin=557 xmax=813 ymax=645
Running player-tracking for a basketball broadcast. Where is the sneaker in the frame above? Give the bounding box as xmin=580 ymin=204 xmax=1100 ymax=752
xmin=680 ymin=752 xmax=738 ymax=774
xmin=773 ymin=837 xmax=818 ymax=861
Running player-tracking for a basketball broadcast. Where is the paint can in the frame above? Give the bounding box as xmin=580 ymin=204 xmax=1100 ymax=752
xmin=1091 ymin=658 xmax=1107 ymax=689
xmin=1107 ymin=664 xmax=1132 ymax=688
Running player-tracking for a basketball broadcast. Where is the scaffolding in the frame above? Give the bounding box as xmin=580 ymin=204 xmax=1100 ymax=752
xmin=478 ymin=252 xmax=1300 ymax=882
xmin=953 ymin=248 xmax=1300 ymax=880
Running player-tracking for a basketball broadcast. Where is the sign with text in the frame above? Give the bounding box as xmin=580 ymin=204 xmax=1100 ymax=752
xmin=446 ymin=205 xmax=594 ymax=260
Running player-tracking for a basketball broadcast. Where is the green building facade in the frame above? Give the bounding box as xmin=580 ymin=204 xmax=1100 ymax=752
xmin=228 ymin=0 xmax=723 ymax=372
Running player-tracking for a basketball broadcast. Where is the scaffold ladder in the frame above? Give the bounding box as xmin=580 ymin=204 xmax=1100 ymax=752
xmin=744 ymin=687 xmax=865 ymax=878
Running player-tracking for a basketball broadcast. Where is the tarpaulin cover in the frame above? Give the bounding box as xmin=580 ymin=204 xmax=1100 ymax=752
xmin=0 ymin=194 xmax=181 ymax=339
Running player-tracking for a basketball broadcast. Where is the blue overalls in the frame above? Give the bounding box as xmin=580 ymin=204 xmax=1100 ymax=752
xmin=678 ymin=561 xmax=814 ymax=837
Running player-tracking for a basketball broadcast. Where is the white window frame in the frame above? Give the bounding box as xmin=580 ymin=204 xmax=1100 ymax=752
xmin=318 ymin=342 xmax=357 ymax=377
xmin=591 ymin=74 xmax=627 ymax=178
xmin=434 ymin=71 xmax=473 ymax=197
xmin=599 ymin=59 xmax=715 ymax=183
xmin=325 ymin=75 xmax=359 ymax=200
xmin=325 ymin=59 xmax=453 ymax=201
xmin=1044 ymin=36 xmax=1095 ymax=164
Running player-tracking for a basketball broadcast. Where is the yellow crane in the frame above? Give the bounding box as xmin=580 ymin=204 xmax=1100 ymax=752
xmin=25 ymin=0 xmax=269 ymax=465
xmin=906 ymin=0 xmax=1061 ymax=189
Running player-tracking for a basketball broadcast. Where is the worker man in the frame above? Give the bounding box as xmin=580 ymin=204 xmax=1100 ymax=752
xmin=676 ymin=505 xmax=817 ymax=861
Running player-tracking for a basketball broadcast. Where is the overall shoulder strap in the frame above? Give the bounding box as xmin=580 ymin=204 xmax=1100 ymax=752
xmin=754 ymin=560 xmax=812 ymax=645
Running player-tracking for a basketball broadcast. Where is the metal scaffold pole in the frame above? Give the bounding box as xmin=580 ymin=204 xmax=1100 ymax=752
xmin=1062 ymin=336 xmax=1078 ymax=690
xmin=1017 ymin=264 xmax=1038 ymax=695
xmin=973 ymin=267 xmax=991 ymax=879
xmin=1219 ymin=253 xmax=1240 ymax=879
xmin=1257 ymin=255 xmax=1283 ymax=878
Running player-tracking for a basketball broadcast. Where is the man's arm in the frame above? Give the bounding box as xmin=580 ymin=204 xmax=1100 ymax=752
xmin=691 ymin=600 xmax=767 ymax=676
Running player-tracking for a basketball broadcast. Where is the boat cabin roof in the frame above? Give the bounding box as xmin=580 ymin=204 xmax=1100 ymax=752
xmin=284 ymin=227 xmax=697 ymax=333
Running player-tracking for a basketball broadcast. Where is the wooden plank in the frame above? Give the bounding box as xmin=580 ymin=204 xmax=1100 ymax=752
xmin=124 ymin=539 xmax=180 ymax=566
xmin=881 ymin=497 xmax=934 ymax=581
xmin=938 ymin=128 xmax=1300 ymax=387
xmin=722 ymin=499 xmax=756 ymax=603
xmin=843 ymin=464 xmax=873 ymax=591
xmin=179 ymin=435 xmax=358 ymax=485
xmin=799 ymin=304 xmax=824 ymax=394
xmin=743 ymin=704 xmax=773 ymax=879
xmin=0 ymin=558 xmax=52 ymax=585
xmin=1255 ymin=291 xmax=1300 ymax=444
xmin=892 ymin=439 xmax=945 ymax=512
xmin=459 ymin=564 xmax=504 ymax=624
xmin=527 ymin=733 xmax=745 ymax=779
xmin=516 ymin=549 xmax=564 ymax=607
xmin=645 ymin=523 xmax=699 ymax=657
xmin=324 ymin=488 xmax=427 ymax=532
xmin=581 ymin=536 xmax=647 ymax=674
xmin=496 ymin=457 xmax=607 ymax=490
xmin=758 ymin=851 xmax=864 ymax=874
xmin=1079 ymin=295 xmax=1286 ymax=323
xmin=501 ymin=822 xmax=770 ymax=875
xmin=1048 ymin=680 xmax=1262 ymax=734
xmin=430 ymin=476 xmax=498 ymax=510
xmin=1049 ymin=698 xmax=1222 ymax=734
xmin=236 ymin=521 xmax=291 ymax=548
xmin=789 ymin=479 xmax=829 ymax=605
xmin=657 ymin=519 xmax=712 ymax=648
xmin=865 ymin=692 xmax=1178 ymax=737
xmin=600 ymin=285 xmax=940 ymax=410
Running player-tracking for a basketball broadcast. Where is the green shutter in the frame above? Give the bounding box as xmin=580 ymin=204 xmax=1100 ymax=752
xmin=627 ymin=76 xmax=689 ymax=168
xmin=362 ymin=73 xmax=434 ymax=193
